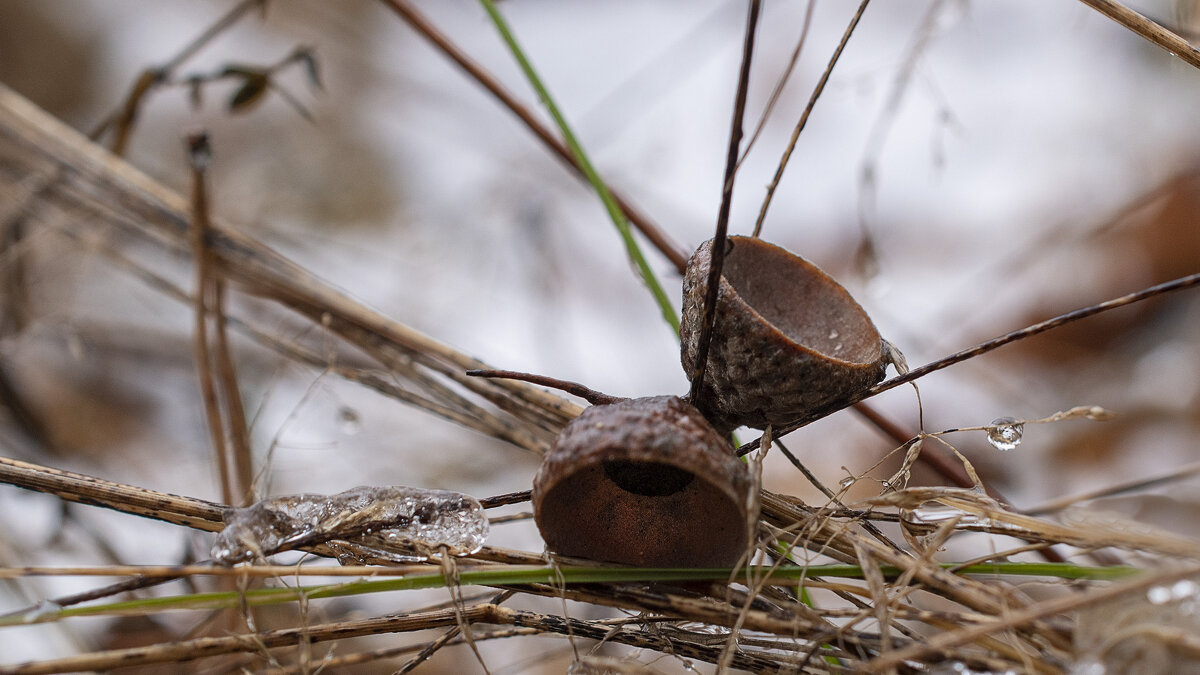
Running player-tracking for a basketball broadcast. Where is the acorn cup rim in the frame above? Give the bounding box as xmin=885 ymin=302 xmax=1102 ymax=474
xmin=694 ymin=235 xmax=883 ymax=369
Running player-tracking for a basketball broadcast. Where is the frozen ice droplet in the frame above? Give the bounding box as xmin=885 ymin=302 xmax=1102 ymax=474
xmin=986 ymin=417 xmax=1024 ymax=451
xmin=212 ymin=486 xmax=489 ymax=565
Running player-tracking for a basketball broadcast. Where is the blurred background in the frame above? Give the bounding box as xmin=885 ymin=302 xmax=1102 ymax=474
xmin=1 ymin=0 xmax=1199 ymax=669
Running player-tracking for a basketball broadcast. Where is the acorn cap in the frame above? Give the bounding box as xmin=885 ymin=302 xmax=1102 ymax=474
xmin=532 ymin=396 xmax=751 ymax=567
xmin=681 ymin=236 xmax=886 ymax=433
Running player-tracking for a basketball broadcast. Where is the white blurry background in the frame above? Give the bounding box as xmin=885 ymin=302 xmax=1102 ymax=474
xmin=1 ymin=0 xmax=1199 ymax=668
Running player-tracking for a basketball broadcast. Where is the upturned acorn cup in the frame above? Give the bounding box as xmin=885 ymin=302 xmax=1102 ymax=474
xmin=681 ymin=236 xmax=887 ymax=433
xmin=532 ymin=395 xmax=750 ymax=567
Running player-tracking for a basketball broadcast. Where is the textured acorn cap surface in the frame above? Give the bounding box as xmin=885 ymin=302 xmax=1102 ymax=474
xmin=532 ymin=396 xmax=751 ymax=568
xmin=681 ymin=236 xmax=886 ymax=432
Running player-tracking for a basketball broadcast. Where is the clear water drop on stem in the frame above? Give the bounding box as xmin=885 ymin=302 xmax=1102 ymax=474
xmin=986 ymin=417 xmax=1024 ymax=451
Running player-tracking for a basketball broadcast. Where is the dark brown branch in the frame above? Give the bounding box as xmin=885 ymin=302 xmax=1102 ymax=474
xmin=377 ymin=0 xmax=691 ymax=273
xmin=738 ymin=271 xmax=1200 ymax=454
xmin=479 ymin=490 xmax=531 ymax=509
xmin=187 ymin=132 xmax=235 ymax=507
xmin=466 ymin=369 xmax=621 ymax=406
xmin=872 ymin=272 xmax=1200 ymax=395
xmin=1077 ymin=0 xmax=1200 ymax=69
xmin=738 ymin=0 xmax=817 ymax=169
xmin=687 ymin=0 xmax=761 ymax=405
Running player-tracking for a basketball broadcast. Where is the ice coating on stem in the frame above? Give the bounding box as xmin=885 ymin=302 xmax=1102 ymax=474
xmin=211 ymin=486 xmax=489 ymax=565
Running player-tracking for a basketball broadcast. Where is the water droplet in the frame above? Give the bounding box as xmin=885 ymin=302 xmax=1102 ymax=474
xmin=1148 ymin=585 xmax=1173 ymax=605
xmin=1172 ymin=579 xmax=1199 ymax=600
xmin=986 ymin=417 xmax=1024 ymax=451
xmin=839 ymin=476 xmax=855 ymax=489
xmin=828 ymin=329 xmax=839 ymax=340
xmin=338 ymin=407 xmax=362 ymax=435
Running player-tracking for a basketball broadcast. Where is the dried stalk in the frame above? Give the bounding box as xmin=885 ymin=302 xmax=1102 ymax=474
xmin=0 ymin=82 xmax=579 ymax=458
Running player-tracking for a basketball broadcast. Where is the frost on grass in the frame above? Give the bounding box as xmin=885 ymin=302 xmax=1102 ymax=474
xmin=211 ymin=485 xmax=489 ymax=565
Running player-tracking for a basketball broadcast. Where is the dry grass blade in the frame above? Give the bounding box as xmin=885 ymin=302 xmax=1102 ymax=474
xmin=864 ymin=563 xmax=1200 ymax=672
xmin=0 ymin=82 xmax=580 ymax=458
xmin=3 ymin=7 xmax=1200 ymax=672
xmin=866 ymin=487 xmax=1200 ymax=558
xmin=3 ymin=603 xmax=494 ymax=675
xmin=0 ymin=455 xmax=226 ymax=531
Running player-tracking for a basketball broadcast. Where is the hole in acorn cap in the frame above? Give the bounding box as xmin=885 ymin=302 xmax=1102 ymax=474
xmin=602 ymin=460 xmax=695 ymax=497
xmin=533 ymin=396 xmax=751 ymax=567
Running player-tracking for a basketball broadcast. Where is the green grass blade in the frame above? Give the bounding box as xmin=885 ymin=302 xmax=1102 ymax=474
xmin=1 ymin=561 xmax=1138 ymax=626
xmin=477 ymin=0 xmax=680 ymax=334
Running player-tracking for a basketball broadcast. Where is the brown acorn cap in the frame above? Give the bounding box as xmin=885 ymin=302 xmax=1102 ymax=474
xmin=532 ymin=396 xmax=751 ymax=568
xmin=681 ymin=236 xmax=886 ymax=433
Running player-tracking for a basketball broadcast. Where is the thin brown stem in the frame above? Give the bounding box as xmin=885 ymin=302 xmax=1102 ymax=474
xmin=1077 ymin=0 xmax=1200 ymax=69
xmin=687 ymin=0 xmax=761 ymax=405
xmin=212 ymin=273 xmax=254 ymax=506
xmin=753 ymin=0 xmax=871 ymax=237
xmin=738 ymin=0 xmax=817 ymax=169
xmin=871 ymin=272 xmax=1200 ymax=395
xmin=378 ymin=0 xmax=690 ymax=273
xmin=466 ymin=369 xmax=621 ymax=406
xmin=738 ymin=271 xmax=1200 ymax=454
xmin=774 ymin=438 xmax=904 ymax=555
xmin=187 ymin=132 xmax=233 ymax=506
xmin=479 ymin=490 xmax=531 ymax=509
xmin=847 ymin=403 xmax=1066 ymax=563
